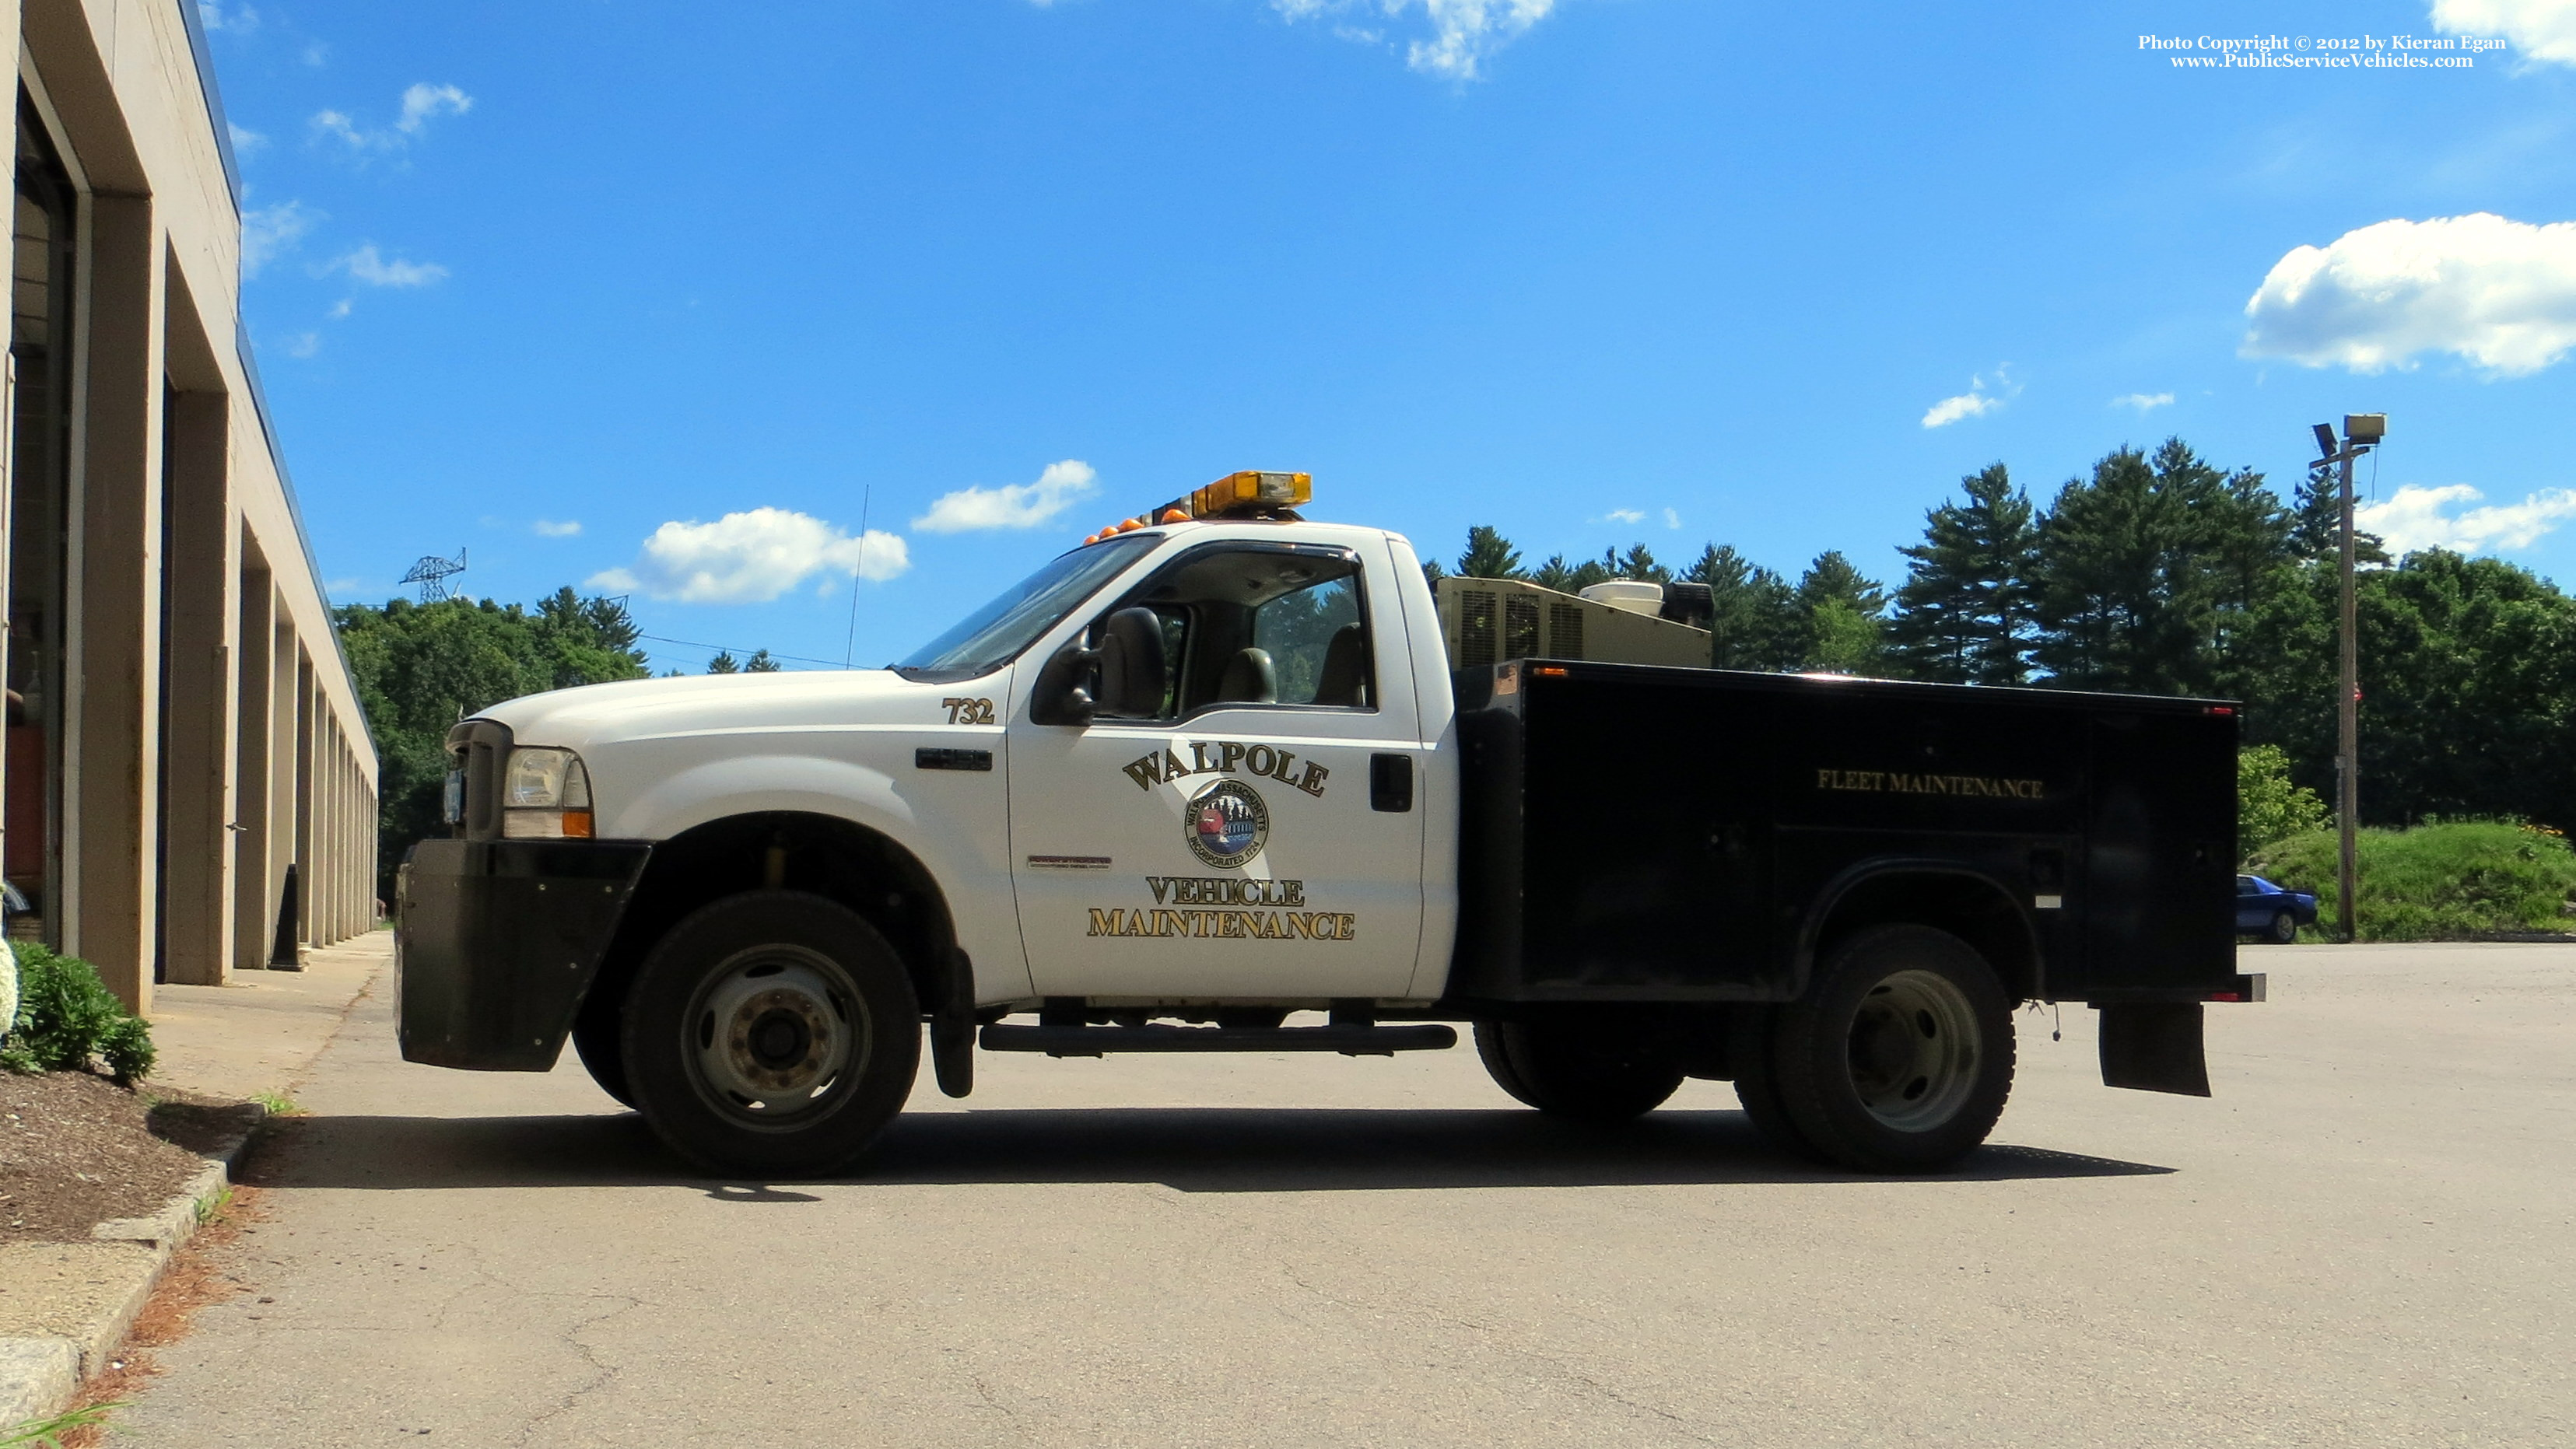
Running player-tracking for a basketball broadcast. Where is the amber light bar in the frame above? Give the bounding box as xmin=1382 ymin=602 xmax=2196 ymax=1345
xmin=1084 ymin=471 xmax=1313 ymax=544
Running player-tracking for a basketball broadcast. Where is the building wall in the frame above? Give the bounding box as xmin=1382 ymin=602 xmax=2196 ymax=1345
xmin=5 ymin=0 xmax=379 ymax=1010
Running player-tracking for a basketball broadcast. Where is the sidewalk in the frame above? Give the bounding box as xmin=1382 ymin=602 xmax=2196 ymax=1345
xmin=0 ymin=933 xmax=391 ymax=1430
xmin=146 ymin=933 xmax=393 ymax=1102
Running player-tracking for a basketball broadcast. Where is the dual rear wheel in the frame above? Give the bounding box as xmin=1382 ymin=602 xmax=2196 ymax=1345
xmin=1474 ymin=924 xmax=2016 ymax=1173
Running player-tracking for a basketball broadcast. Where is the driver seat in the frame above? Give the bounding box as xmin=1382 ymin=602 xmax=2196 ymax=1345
xmin=1215 ymin=648 xmax=1277 ymax=705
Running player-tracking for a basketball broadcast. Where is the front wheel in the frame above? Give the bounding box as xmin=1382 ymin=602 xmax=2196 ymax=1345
xmin=622 ymin=891 xmax=920 ymax=1178
xmin=1768 ymin=925 xmax=2015 ymax=1173
xmin=2267 ymin=910 xmax=2298 ymax=945
xmin=1474 ymin=1019 xmax=1684 ymax=1122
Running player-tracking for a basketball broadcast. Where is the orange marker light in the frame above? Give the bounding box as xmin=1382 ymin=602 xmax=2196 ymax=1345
xmin=1159 ymin=508 xmax=1190 ymax=524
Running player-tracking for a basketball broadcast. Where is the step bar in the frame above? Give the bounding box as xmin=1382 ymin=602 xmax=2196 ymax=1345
xmin=980 ymin=1022 xmax=1458 ymax=1058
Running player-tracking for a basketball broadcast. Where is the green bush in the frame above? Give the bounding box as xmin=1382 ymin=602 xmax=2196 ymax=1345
xmin=0 ymin=942 xmax=154 ymax=1083
xmin=2248 ymin=821 xmax=2576 ymax=941
xmin=2238 ymin=744 xmax=2328 ymax=860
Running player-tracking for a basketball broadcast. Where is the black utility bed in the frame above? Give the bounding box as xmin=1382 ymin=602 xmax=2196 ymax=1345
xmin=1446 ymin=660 xmax=2238 ymax=1008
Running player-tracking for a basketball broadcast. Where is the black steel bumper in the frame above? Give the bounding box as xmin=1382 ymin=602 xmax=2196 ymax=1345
xmin=396 ymin=838 xmax=652 ymax=1071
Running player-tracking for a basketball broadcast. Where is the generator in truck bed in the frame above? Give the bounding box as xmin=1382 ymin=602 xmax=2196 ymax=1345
xmin=396 ymin=470 xmax=2257 ymax=1178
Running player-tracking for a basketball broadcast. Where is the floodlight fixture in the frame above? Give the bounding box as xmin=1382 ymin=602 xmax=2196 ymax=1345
xmin=2312 ymin=423 xmax=2339 ymax=460
xmin=2343 ymin=413 xmax=2386 ymax=446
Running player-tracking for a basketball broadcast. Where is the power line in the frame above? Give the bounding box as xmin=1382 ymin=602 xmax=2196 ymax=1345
xmin=843 ymin=485 xmax=873 ymax=668
xmin=636 ymin=635 xmax=852 ymax=670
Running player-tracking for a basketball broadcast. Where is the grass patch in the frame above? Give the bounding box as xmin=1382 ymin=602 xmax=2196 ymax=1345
xmin=2248 ymin=821 xmax=2576 ymax=941
xmin=252 ymin=1091 xmax=304 ymax=1118
xmin=1 ymin=1404 xmax=122 ymax=1448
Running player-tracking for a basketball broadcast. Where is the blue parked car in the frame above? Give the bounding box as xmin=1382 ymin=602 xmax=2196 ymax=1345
xmin=2237 ymin=873 xmax=2318 ymax=943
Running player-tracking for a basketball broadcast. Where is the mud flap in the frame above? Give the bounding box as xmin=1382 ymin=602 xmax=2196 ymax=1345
xmin=2095 ymin=1002 xmax=2210 ymax=1097
xmin=931 ymin=948 xmax=976 ymax=1099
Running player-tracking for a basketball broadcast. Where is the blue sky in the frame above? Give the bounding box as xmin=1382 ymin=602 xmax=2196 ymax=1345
xmin=199 ymin=0 xmax=2576 ymax=673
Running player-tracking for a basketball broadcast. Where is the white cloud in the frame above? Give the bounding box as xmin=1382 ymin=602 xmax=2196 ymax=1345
xmin=282 ymin=331 xmax=321 ymax=359
xmin=313 ymin=82 xmax=472 ymax=152
xmin=329 ymin=244 xmax=448 ymax=288
xmin=327 ymin=298 xmax=352 ymax=320
xmin=1274 ymin=0 xmax=1558 ymax=80
xmin=2113 ymin=392 xmax=2175 ymax=411
xmin=398 ymin=82 xmax=472 ymax=134
xmin=2357 ymin=482 xmax=2576 ymax=555
xmin=198 ymin=2 xmax=258 ymax=33
xmin=240 ymin=200 xmax=317 ymax=278
xmin=1921 ymin=366 xmax=2019 ymax=428
xmin=913 ymin=460 xmax=1099 ymax=533
xmin=2431 ymin=0 xmax=2576 ymax=66
xmin=532 ymin=520 xmax=582 ymax=537
xmin=1662 ymin=507 xmax=1681 ymax=530
xmin=1601 ymin=507 xmax=1645 ymax=524
xmin=2241 ymin=213 xmax=2576 ymax=376
xmin=590 ymin=508 xmax=912 ymax=604
xmin=229 ymin=123 xmax=267 ymax=155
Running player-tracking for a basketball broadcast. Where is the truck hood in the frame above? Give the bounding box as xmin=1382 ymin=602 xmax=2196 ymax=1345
xmin=476 ymin=668 xmax=955 ymax=752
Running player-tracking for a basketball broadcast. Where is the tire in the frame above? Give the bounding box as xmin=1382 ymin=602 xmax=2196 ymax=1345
xmin=1726 ymin=1003 xmax=1817 ymax=1160
xmin=1474 ymin=1019 xmax=1684 ymax=1122
xmin=570 ymin=991 xmax=636 ymax=1108
xmin=2267 ymin=910 xmax=2297 ymax=945
xmin=1769 ymin=925 xmax=2015 ymax=1174
xmin=621 ymin=891 xmax=920 ymax=1178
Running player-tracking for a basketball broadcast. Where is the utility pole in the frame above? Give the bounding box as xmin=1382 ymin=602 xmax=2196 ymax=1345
xmin=2311 ymin=414 xmax=2385 ymax=943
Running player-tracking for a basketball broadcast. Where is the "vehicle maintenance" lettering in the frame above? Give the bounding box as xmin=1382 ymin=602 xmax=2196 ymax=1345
xmin=1085 ymin=907 xmax=1356 ymax=940
xmin=1148 ymin=876 xmax=1306 ymax=907
xmin=1122 ymin=740 xmax=1329 ymax=796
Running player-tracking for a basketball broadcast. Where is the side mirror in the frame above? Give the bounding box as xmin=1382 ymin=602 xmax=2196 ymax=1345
xmin=1095 ymin=607 xmax=1169 ymax=717
xmin=1029 ymin=639 xmax=1099 ymax=727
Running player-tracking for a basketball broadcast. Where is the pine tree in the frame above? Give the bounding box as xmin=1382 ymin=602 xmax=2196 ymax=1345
xmin=1795 ymin=551 xmax=1887 ymax=674
xmin=1456 ymin=526 xmax=1527 ymax=579
xmin=707 ymin=650 xmax=740 ymax=674
xmin=1616 ymin=544 xmax=1671 ymax=583
xmin=2289 ymin=464 xmax=2392 ymax=565
xmin=1889 ymin=463 xmax=2038 ymax=684
xmin=745 ymin=649 xmax=782 ymax=673
xmin=1685 ymin=544 xmax=1801 ymax=670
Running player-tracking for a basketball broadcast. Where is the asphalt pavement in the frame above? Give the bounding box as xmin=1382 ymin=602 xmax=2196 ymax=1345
xmin=107 ymin=943 xmax=2574 ymax=1447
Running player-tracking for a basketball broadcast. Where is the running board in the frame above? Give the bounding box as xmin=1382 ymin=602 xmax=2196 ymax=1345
xmin=980 ymin=1023 xmax=1457 ymax=1058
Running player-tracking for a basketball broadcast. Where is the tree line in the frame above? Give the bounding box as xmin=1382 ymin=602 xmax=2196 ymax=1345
xmin=1442 ymin=437 xmax=2576 ymax=835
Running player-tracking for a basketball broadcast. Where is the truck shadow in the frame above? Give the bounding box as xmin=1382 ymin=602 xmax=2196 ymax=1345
xmin=240 ymin=1108 xmax=2174 ymax=1194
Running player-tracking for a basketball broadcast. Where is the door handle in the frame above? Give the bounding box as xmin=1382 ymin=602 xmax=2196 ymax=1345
xmin=1369 ymin=754 xmax=1414 ymax=813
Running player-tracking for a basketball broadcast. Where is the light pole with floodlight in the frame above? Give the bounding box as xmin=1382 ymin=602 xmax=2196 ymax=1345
xmin=2310 ymin=412 xmax=2384 ymax=942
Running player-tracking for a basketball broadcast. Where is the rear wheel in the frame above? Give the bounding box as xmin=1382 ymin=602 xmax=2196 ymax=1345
xmin=1726 ymin=1004 xmax=1815 ymax=1160
xmin=622 ymin=891 xmax=920 ymax=1178
xmin=1474 ymin=1019 xmax=1684 ymax=1122
xmin=2267 ymin=910 xmax=2297 ymax=945
xmin=1768 ymin=925 xmax=2014 ymax=1173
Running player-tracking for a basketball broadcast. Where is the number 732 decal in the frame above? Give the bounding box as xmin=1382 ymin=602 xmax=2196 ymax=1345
xmin=941 ymin=697 xmax=997 ymax=726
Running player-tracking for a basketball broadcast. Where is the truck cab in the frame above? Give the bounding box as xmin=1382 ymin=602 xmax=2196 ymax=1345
xmin=398 ymin=471 xmax=2252 ymax=1180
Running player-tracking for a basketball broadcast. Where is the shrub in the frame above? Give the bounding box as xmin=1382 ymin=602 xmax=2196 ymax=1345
xmin=0 ymin=942 xmax=154 ymax=1083
xmin=2238 ymin=744 xmax=2328 ymax=860
xmin=2248 ymin=821 xmax=2576 ymax=942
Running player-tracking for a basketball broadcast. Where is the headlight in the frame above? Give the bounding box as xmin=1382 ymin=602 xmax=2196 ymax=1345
xmin=501 ymin=747 xmax=595 ymax=839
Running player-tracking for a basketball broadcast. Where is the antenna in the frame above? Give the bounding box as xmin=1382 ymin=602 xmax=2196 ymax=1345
xmin=843 ymin=487 xmax=872 ymax=668
xmin=400 ymin=547 xmax=468 ymax=603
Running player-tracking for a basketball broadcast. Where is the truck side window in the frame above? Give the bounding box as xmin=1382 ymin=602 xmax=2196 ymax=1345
xmin=1106 ymin=547 xmax=1372 ymax=719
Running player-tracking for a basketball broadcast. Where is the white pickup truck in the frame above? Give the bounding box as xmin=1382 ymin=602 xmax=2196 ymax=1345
xmin=398 ymin=471 xmax=2257 ymax=1178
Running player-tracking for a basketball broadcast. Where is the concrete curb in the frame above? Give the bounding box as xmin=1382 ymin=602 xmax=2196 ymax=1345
xmin=0 ymin=1104 xmax=268 ymax=1433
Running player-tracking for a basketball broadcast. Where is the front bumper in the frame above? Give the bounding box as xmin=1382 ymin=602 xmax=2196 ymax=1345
xmin=397 ymin=838 xmax=652 ymax=1070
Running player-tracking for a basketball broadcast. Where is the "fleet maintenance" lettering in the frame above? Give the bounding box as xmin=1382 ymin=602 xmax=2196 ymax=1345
xmin=1817 ymin=768 xmax=2045 ymax=800
xmin=1123 ymin=740 xmax=1328 ymax=796
xmin=1087 ymin=908 xmax=1356 ymax=941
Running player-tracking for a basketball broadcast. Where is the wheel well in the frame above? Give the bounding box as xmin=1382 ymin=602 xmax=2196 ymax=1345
xmin=1808 ymin=870 xmax=2041 ymax=1001
xmin=584 ymin=812 xmax=956 ymax=1027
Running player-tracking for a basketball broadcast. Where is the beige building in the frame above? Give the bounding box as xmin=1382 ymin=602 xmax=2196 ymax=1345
xmin=5 ymin=0 xmax=377 ymax=1010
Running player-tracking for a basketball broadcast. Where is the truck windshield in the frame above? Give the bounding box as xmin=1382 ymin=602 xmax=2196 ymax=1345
xmin=894 ymin=534 xmax=1158 ymax=681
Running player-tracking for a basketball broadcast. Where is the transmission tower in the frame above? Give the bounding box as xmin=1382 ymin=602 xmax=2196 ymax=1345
xmin=400 ymin=548 xmax=468 ymax=603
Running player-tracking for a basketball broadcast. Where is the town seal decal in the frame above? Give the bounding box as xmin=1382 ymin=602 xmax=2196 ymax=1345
xmin=1184 ymin=779 xmax=1270 ymax=868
